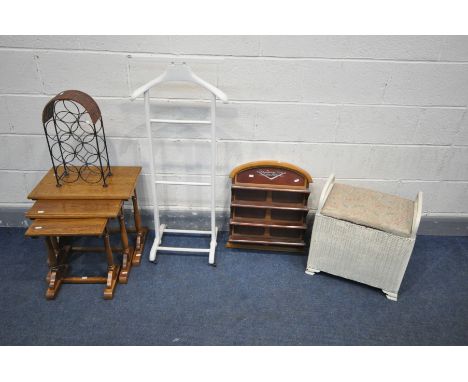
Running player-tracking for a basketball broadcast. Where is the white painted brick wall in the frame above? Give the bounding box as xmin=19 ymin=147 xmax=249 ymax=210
xmin=37 ymin=51 xmax=129 ymax=96
xmin=383 ymin=63 xmax=468 ymax=106
xmin=0 ymin=97 xmax=11 ymax=133
xmin=0 ymin=51 xmax=42 ymax=93
xmin=259 ymin=36 xmax=446 ymax=60
xmin=0 ymin=36 xmax=467 ymax=218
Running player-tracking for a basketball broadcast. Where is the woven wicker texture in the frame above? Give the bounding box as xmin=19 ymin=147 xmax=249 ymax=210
xmin=307 ymin=214 xmax=416 ymax=295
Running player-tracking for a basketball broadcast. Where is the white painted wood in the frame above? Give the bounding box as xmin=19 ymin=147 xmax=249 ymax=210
xmin=164 ymin=229 xmax=212 ymax=234
xmin=209 ymin=227 xmax=218 ymax=265
xmin=150 ymin=118 xmax=211 ymax=125
xmin=383 ymin=290 xmax=398 ymax=301
xmin=155 ymin=180 xmax=211 ymax=186
xmin=131 ymin=62 xmax=228 ymax=103
xmin=145 ymin=91 xmax=161 ymax=253
xmin=317 ymin=174 xmax=335 ymax=213
xmin=134 ymin=62 xmax=226 ymax=265
xmin=149 ymin=223 xmax=166 ymax=262
xmin=158 ymin=246 xmax=210 ymax=253
xmin=209 ymin=94 xmax=217 ymax=261
xmin=412 ymin=191 xmax=423 ymax=238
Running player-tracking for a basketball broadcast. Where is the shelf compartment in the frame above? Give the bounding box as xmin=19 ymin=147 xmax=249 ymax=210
xmin=234 ymin=208 xmax=266 ymax=219
xmin=271 ymin=191 xmax=305 ymax=204
xmin=270 ymin=227 xmax=303 ymax=239
xmin=231 ymin=200 xmax=309 ymax=211
xmin=230 ymin=217 xmax=306 ymax=229
xmin=228 ymin=234 xmax=305 ymax=247
xmin=271 ymin=209 xmax=305 ymax=221
xmin=233 ymin=225 xmax=265 ymax=236
xmin=233 ymin=189 xmax=267 ymax=202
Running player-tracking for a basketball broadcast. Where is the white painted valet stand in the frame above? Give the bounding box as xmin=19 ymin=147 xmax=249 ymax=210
xmin=131 ymin=62 xmax=228 ymax=266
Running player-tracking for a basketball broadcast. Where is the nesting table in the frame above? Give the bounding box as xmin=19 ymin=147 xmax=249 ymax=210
xmin=25 ymin=166 xmax=148 ymax=299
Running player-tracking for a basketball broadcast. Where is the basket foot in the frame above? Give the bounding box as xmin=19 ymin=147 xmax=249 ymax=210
xmin=305 ymin=267 xmax=320 ymax=276
xmin=383 ymin=290 xmax=398 ymax=301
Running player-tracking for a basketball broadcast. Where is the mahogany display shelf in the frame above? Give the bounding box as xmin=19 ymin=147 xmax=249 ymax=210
xmin=227 ymin=161 xmax=312 ymax=253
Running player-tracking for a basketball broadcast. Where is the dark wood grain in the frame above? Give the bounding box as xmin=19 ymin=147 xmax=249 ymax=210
xmin=227 ymin=161 xmax=311 ymax=253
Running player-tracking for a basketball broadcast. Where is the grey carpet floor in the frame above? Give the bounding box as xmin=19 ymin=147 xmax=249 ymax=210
xmin=0 ymin=228 xmax=467 ymax=345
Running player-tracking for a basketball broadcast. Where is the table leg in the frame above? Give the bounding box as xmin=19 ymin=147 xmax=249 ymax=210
xmin=45 ymin=236 xmax=58 ymax=281
xmin=44 ymin=236 xmax=67 ymax=300
xmin=46 ymin=237 xmax=71 ymax=284
xmin=118 ymin=206 xmax=133 ymax=284
xmin=131 ymin=188 xmax=148 ymax=265
xmin=103 ymin=227 xmax=120 ymax=300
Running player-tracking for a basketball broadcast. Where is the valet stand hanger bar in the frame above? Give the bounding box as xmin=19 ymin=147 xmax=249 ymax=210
xmin=131 ymin=62 xmax=228 ymax=266
xmin=130 ymin=62 xmax=228 ymax=102
xmin=150 ymin=119 xmax=211 ymax=125
xmin=155 ymin=180 xmax=211 ymax=186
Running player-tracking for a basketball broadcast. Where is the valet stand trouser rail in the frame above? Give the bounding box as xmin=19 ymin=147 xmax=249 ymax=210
xmin=25 ymin=218 xmax=120 ymax=300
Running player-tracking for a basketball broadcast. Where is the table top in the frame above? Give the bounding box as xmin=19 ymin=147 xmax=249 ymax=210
xmin=28 ymin=166 xmax=141 ymax=201
xmin=25 ymin=218 xmax=108 ymax=237
xmin=26 ymin=200 xmax=123 ymax=219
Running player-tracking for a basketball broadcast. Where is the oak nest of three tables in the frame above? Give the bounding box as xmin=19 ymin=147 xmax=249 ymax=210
xmin=25 ymin=166 xmax=148 ymax=300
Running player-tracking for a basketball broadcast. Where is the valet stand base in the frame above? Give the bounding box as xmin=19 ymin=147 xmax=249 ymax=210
xmin=149 ymin=224 xmax=218 ymax=266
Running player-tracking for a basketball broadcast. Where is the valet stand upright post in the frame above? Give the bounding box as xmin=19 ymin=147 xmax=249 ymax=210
xmin=131 ymin=62 xmax=228 ymax=266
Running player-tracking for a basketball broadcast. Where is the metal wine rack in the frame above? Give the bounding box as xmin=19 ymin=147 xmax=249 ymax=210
xmin=42 ymin=90 xmax=112 ymax=187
